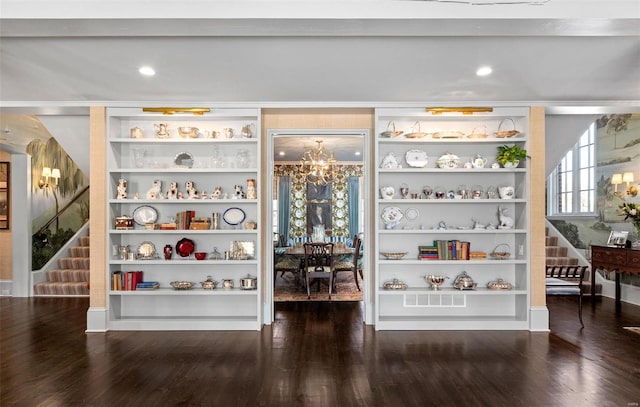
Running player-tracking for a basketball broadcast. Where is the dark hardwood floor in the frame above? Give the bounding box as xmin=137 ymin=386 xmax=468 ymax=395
xmin=2 ymin=296 xmax=640 ymax=406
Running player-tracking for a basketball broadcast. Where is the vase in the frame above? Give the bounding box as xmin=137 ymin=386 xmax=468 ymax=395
xmin=164 ymin=244 xmax=172 ymax=260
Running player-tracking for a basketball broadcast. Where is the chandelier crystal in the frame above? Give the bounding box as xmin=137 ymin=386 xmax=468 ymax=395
xmin=299 ymin=140 xmax=336 ymax=185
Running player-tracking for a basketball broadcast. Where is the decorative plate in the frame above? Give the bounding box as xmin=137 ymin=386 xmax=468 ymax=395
xmin=335 ymin=208 xmax=345 ymax=218
xmin=335 ymin=191 xmax=345 ymax=199
xmin=176 ymin=237 xmax=195 ymax=257
xmin=174 ymin=152 xmax=194 ymax=168
xmin=137 ymin=241 xmax=157 ymax=259
xmin=435 ymin=152 xmax=461 ymax=169
xmin=405 ymin=207 xmax=419 ymax=220
xmin=380 ymin=186 xmax=395 ymax=199
xmin=295 ymin=208 xmax=303 ymax=217
xmin=335 ymin=219 xmax=345 ymax=227
xmin=381 ymin=207 xmax=403 ymax=224
xmin=335 ymin=200 xmax=345 ymax=208
xmin=132 ymin=205 xmax=158 ymax=226
xmin=294 ymin=219 xmax=304 ymax=227
xmin=405 ymin=150 xmax=428 ymax=168
xmin=294 ymin=199 xmax=304 ymax=208
xmin=223 ymin=207 xmax=246 ymax=225
xmin=294 ymin=190 xmax=303 ymax=198
xmin=380 ymin=152 xmax=400 ymax=169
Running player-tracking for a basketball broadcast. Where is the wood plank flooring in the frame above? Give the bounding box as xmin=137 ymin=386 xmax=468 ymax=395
xmin=2 ymin=296 xmax=640 ymax=406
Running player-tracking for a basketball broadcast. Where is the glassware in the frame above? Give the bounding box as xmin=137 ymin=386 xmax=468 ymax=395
xmin=422 ymin=186 xmax=433 ymax=199
xmin=471 ymin=185 xmax=484 ymax=199
xmin=486 ymin=185 xmax=498 ymax=199
xmin=236 ymin=149 xmax=250 ymax=168
xmin=434 ymin=186 xmax=446 ymax=199
xmin=457 ymin=184 xmax=470 ymax=199
xmin=132 ymin=148 xmax=146 ymax=168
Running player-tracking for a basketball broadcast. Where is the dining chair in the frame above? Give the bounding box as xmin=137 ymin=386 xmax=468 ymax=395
xmin=303 ymin=242 xmax=334 ymax=299
xmin=333 ymin=236 xmax=362 ymax=291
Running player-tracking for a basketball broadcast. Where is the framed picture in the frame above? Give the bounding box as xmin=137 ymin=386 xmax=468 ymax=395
xmin=607 ymin=230 xmax=629 ymax=247
xmin=0 ymin=162 xmax=8 ymax=230
xmin=307 ymin=202 xmax=332 ymax=236
xmin=306 ymin=182 xmax=332 ymax=201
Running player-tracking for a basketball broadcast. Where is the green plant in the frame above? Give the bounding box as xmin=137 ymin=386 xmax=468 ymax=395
xmin=496 ymin=144 xmax=528 ymax=166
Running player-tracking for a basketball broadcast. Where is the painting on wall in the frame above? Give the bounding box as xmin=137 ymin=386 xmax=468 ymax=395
xmin=306 ymin=182 xmax=332 ymax=201
xmin=307 ymin=202 xmax=332 ymax=236
xmin=0 ymin=162 xmax=9 ymax=230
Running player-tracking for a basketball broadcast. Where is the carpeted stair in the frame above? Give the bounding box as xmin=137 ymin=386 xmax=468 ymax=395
xmin=34 ymin=235 xmax=90 ymax=296
xmin=545 ymin=228 xmax=600 ymax=295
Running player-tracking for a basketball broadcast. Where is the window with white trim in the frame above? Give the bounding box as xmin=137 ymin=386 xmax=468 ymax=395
xmin=547 ymin=122 xmax=596 ymax=215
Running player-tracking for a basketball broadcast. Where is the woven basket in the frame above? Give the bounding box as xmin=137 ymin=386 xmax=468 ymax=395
xmin=467 ymin=125 xmax=489 ymax=139
xmin=490 ymin=243 xmax=511 ymax=260
xmin=380 ymin=121 xmax=404 ymax=138
xmin=494 ymin=118 xmax=521 ymax=138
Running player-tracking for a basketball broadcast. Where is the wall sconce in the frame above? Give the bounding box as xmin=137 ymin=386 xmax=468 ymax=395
xmin=39 ymin=166 xmax=60 ymax=189
xmin=611 ymin=173 xmax=622 ymax=194
xmin=622 ymin=172 xmax=637 ymax=197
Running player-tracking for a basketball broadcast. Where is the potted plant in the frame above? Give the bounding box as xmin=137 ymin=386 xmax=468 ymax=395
xmin=496 ymin=144 xmax=528 ymax=168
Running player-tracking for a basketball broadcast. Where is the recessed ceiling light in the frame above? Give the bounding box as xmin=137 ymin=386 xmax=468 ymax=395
xmin=138 ymin=66 xmax=156 ymax=76
xmin=476 ymin=66 xmax=492 ymax=77
xmin=279 ymin=151 xmax=285 ymax=156
xmin=355 ymin=151 xmax=361 ymax=156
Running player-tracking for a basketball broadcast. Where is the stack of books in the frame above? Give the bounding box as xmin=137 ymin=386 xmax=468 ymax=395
xmin=176 ymin=210 xmax=196 ymax=230
xmin=112 ymin=271 xmax=143 ymax=290
xmin=136 ymin=281 xmax=160 ymax=290
xmin=420 ymin=240 xmax=471 ymax=260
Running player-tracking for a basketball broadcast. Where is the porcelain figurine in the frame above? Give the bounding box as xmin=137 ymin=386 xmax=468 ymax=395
xmin=246 ymin=179 xmax=257 ymax=199
xmin=185 ymin=181 xmax=198 ymax=199
xmin=116 ymin=179 xmax=127 ymax=200
xmin=146 ymin=180 xmax=162 ymax=200
xmin=166 ymin=181 xmax=179 ymax=200
xmin=498 ymin=207 xmax=514 ymax=229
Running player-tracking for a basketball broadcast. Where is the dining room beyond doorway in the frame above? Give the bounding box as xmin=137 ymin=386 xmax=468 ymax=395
xmin=270 ymin=129 xmax=367 ymax=303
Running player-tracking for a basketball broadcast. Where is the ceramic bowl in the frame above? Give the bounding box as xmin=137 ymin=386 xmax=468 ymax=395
xmin=194 ymin=252 xmax=207 ymax=260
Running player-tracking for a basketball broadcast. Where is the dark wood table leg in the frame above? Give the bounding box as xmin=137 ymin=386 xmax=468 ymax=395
xmin=591 ymin=264 xmax=596 ymax=298
xmin=615 ymin=270 xmax=621 ymax=308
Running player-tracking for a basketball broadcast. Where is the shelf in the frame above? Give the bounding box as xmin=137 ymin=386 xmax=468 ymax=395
xmin=378 ymin=287 xmax=527 ymax=295
xmin=109 ymin=168 xmax=257 ymax=173
xmin=109 ymin=259 xmax=258 ymax=265
xmin=378 ymin=259 xmax=527 ymax=265
xmin=378 ymin=229 xmax=527 ymax=234
xmin=378 ymin=168 xmax=526 ymax=173
xmin=109 ymin=288 xmax=258 ymax=296
xmin=109 ymin=199 xmax=258 ymax=204
xmin=110 ymin=229 xmax=258 ymax=234
xmin=110 ymin=138 xmax=258 ymax=144
xmin=107 ymin=317 xmax=261 ymax=331
xmin=377 ymin=199 xmax=526 ymax=204
xmin=378 ymin=137 xmax=526 ymax=144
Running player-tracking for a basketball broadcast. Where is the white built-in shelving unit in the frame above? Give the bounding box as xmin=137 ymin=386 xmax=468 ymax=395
xmin=106 ymin=107 xmax=261 ymax=330
xmin=374 ymin=107 xmax=530 ymax=330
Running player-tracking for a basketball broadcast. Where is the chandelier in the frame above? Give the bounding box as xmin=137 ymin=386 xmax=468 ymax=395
xmin=299 ymin=140 xmax=336 ymax=185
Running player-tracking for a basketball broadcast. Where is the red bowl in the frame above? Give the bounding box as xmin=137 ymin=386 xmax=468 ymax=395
xmin=194 ymin=252 xmax=207 ymax=260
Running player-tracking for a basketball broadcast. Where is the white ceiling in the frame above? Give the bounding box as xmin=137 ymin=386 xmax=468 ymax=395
xmin=0 ymin=0 xmax=638 ymax=106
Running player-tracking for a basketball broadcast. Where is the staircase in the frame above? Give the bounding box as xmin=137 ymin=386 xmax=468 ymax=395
xmin=34 ymin=234 xmax=90 ymax=296
xmin=545 ymin=227 xmax=600 ymax=295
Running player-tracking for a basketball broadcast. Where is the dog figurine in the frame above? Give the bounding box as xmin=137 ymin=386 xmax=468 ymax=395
xmin=146 ymin=180 xmax=162 ymax=200
xmin=246 ymin=179 xmax=256 ymax=199
xmin=200 ymin=190 xmax=208 ymax=200
xmin=233 ymin=184 xmax=246 ymax=199
xmin=166 ymin=181 xmax=179 ymax=200
xmin=116 ymin=179 xmax=127 ymax=200
xmin=210 ymin=186 xmax=222 ymax=200
xmin=185 ymin=181 xmax=198 ymax=200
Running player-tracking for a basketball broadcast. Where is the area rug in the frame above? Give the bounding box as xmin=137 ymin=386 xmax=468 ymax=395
xmin=623 ymin=327 xmax=640 ymax=335
xmin=274 ymin=271 xmax=363 ymax=302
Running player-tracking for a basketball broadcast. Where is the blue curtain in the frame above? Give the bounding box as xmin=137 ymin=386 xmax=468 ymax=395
xmin=278 ymin=176 xmax=291 ymax=244
xmin=347 ymin=177 xmax=359 ymax=239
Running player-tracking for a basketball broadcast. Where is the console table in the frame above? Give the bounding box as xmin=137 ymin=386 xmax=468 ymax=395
xmin=590 ymin=245 xmax=640 ymax=306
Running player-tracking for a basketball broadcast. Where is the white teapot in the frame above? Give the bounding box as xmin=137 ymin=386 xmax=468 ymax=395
xmin=472 ymin=154 xmax=488 ymax=169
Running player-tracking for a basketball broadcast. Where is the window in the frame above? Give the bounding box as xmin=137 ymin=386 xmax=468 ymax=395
xmin=547 ymin=122 xmax=596 ymax=216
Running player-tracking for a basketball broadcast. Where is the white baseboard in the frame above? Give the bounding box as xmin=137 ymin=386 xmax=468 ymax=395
xmin=85 ymin=307 xmax=107 ymax=333
xmin=0 ymin=280 xmax=11 ymax=296
xmin=529 ymin=306 xmax=550 ymax=332
xmin=599 ymin=279 xmax=640 ymax=306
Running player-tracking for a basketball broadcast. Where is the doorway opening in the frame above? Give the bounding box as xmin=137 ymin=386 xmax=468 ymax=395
xmin=267 ymin=129 xmax=369 ymax=319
